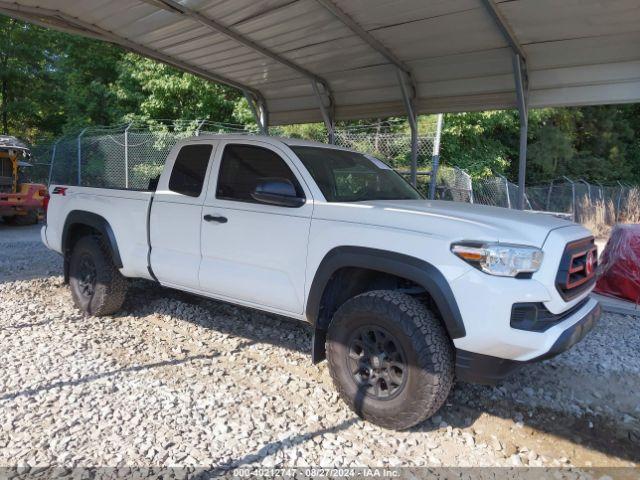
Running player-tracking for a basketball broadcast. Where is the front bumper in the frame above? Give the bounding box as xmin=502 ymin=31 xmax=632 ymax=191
xmin=455 ymin=299 xmax=601 ymax=385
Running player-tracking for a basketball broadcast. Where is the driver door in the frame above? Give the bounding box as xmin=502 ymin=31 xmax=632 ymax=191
xmin=199 ymin=140 xmax=313 ymax=315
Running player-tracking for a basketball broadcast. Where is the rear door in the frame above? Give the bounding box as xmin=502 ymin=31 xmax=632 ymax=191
xmin=150 ymin=141 xmax=217 ymax=289
xmin=199 ymin=140 xmax=313 ymax=315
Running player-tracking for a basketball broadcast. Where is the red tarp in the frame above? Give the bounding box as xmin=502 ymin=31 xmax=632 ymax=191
xmin=595 ymin=224 xmax=640 ymax=304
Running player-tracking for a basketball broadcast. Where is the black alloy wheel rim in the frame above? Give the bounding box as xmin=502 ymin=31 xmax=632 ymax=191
xmin=77 ymin=254 xmax=97 ymax=298
xmin=347 ymin=325 xmax=408 ymax=399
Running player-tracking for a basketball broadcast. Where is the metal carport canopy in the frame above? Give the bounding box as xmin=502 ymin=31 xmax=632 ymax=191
xmin=2 ymin=0 xmax=640 ymax=207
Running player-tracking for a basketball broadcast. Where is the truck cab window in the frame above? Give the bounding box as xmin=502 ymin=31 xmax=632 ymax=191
xmin=216 ymin=144 xmax=303 ymax=203
xmin=168 ymin=144 xmax=213 ymax=197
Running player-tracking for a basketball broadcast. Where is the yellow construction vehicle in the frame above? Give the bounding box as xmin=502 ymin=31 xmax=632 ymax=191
xmin=0 ymin=136 xmax=48 ymax=225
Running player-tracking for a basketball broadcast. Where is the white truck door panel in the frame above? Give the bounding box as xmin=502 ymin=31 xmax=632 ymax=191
xmin=200 ymin=141 xmax=312 ymax=314
xmin=150 ymin=142 xmax=217 ymax=289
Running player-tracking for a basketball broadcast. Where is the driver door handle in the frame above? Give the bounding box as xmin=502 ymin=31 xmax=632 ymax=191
xmin=203 ymin=214 xmax=228 ymax=223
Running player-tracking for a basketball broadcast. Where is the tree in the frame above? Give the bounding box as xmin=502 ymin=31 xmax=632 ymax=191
xmin=113 ymin=54 xmax=243 ymax=126
xmin=0 ymin=17 xmax=61 ymax=140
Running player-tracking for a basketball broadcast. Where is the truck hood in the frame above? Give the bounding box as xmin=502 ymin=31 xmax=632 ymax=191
xmin=314 ymin=199 xmax=584 ymax=247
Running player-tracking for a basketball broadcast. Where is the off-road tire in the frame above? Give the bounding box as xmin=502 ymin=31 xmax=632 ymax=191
xmin=326 ymin=290 xmax=454 ymax=430
xmin=69 ymin=235 xmax=127 ymax=316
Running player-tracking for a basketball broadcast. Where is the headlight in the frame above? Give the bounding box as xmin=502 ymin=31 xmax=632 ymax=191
xmin=451 ymin=242 xmax=543 ymax=277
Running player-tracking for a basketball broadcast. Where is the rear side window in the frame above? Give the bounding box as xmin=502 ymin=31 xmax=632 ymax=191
xmin=168 ymin=144 xmax=213 ymax=197
xmin=216 ymin=144 xmax=303 ymax=203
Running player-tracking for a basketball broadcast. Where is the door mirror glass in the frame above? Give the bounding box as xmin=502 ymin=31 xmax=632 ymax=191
xmin=251 ymin=178 xmax=305 ymax=207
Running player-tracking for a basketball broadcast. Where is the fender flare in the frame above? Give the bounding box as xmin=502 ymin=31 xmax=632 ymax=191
xmin=306 ymin=246 xmax=466 ymax=340
xmin=62 ymin=211 xmax=123 ymax=280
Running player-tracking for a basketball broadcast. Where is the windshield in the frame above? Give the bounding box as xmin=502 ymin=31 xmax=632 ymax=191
xmin=291 ymin=146 xmax=423 ymax=202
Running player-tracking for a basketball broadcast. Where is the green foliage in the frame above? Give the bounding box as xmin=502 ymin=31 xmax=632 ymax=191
xmin=440 ymin=111 xmax=513 ymax=178
xmin=442 ymin=106 xmax=640 ymax=184
xmin=114 ymin=54 xmax=241 ymax=125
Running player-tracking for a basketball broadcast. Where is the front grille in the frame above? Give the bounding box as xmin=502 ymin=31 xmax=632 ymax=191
xmin=555 ymin=237 xmax=597 ymax=301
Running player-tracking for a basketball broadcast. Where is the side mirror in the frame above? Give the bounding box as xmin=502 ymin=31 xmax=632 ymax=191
xmin=251 ymin=178 xmax=305 ymax=208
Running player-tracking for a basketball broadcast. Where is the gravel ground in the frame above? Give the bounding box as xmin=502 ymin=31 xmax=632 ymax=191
xmin=0 ymin=223 xmax=639 ymax=472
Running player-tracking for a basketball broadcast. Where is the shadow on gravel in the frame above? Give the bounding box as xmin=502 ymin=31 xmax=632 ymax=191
xmin=1 ymin=352 xmax=224 ymax=402
xmin=203 ymin=418 xmax=360 ymax=474
xmin=116 ymin=280 xmax=640 ymax=464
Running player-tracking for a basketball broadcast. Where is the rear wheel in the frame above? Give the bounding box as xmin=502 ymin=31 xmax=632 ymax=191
xmin=69 ymin=236 xmax=127 ymax=316
xmin=326 ymin=290 xmax=454 ymax=430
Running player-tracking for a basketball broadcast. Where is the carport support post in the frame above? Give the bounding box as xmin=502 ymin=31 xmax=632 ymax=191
xmin=244 ymin=90 xmax=269 ymax=135
xmin=429 ymin=114 xmax=444 ymax=199
xmin=397 ymin=70 xmax=418 ymax=187
xmin=311 ymin=81 xmax=335 ymax=144
xmin=77 ymin=127 xmax=88 ymax=186
xmin=513 ymin=53 xmax=528 ymax=210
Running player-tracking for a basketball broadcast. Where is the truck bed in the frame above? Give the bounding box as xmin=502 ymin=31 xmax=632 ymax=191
xmin=43 ymin=186 xmax=155 ymax=280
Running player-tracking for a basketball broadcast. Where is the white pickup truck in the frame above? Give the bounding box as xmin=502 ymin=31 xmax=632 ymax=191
xmin=42 ymin=135 xmax=600 ymax=430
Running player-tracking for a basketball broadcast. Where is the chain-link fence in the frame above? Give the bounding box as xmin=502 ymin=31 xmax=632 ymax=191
xmin=28 ymin=119 xmax=441 ymax=191
xmin=26 ymin=120 xmax=639 ymax=228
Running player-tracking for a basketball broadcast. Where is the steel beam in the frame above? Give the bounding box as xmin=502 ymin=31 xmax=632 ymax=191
xmin=315 ymin=0 xmax=412 ymax=77
xmin=480 ymin=0 xmax=529 ymax=210
xmin=0 ymin=2 xmax=263 ymax=100
xmin=397 ymin=71 xmax=418 ymax=187
xmin=315 ymin=0 xmax=418 ymax=111
xmin=311 ymin=81 xmax=336 ymax=144
xmin=141 ymin=0 xmax=333 ymax=99
xmin=429 ymin=114 xmax=444 ymax=200
xmin=513 ymin=53 xmax=528 ymax=210
xmin=479 ymin=0 xmax=527 ymax=62
xmin=244 ymin=90 xmax=269 ymax=135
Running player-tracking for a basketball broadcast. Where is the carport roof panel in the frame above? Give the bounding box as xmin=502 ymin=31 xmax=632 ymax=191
xmin=1 ymin=0 xmax=639 ymax=124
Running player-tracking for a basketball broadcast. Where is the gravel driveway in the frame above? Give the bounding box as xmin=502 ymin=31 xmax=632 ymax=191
xmin=0 ymin=223 xmax=638 ymax=473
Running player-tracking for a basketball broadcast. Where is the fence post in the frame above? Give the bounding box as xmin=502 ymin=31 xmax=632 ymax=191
xmin=77 ymin=127 xmax=88 ymax=186
xmin=47 ymin=139 xmax=59 ymax=186
xmin=563 ymin=176 xmax=576 ymax=222
xmin=500 ymin=175 xmax=511 ymax=209
xmin=124 ymin=122 xmax=133 ymax=188
xmin=545 ymin=180 xmax=554 ymax=211
xmin=195 ymin=119 xmax=206 ymax=136
xmin=616 ymin=180 xmax=624 ymax=222
xmin=429 ymin=114 xmax=444 ymax=199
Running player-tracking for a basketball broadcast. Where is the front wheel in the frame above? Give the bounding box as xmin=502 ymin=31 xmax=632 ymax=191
xmin=326 ymin=290 xmax=454 ymax=430
xmin=69 ymin=235 xmax=127 ymax=316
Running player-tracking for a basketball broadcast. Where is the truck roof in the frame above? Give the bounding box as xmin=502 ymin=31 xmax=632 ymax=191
xmin=176 ymin=134 xmax=353 ymax=152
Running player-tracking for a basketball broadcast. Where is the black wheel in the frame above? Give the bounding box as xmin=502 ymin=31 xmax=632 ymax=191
xmin=326 ymin=290 xmax=454 ymax=430
xmin=69 ymin=235 xmax=127 ymax=316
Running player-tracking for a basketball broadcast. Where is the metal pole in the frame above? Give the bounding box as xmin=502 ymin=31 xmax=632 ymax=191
xmin=195 ymin=119 xmax=206 ymax=136
xmin=396 ymin=70 xmax=418 ymax=187
xmin=77 ymin=127 xmax=88 ymax=186
xmin=243 ymin=90 xmax=268 ymax=135
xmin=563 ymin=176 xmax=576 ymax=222
xmin=512 ymin=53 xmax=528 ymax=210
xmin=47 ymin=140 xmax=59 ymax=186
xmin=616 ymin=180 xmax=624 ymax=222
xmin=501 ymin=175 xmax=512 ymax=209
xmin=429 ymin=114 xmax=444 ymax=199
xmin=311 ymin=81 xmax=335 ymax=144
xmin=124 ymin=122 xmax=133 ymax=188
xmin=545 ymin=180 xmax=554 ymax=211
